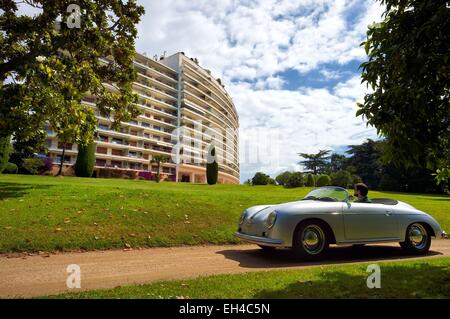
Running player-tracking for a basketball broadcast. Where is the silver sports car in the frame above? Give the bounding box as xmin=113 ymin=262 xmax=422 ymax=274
xmin=235 ymin=186 xmax=446 ymax=259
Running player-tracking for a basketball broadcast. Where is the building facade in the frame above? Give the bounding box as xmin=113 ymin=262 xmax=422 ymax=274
xmin=46 ymin=52 xmax=240 ymax=184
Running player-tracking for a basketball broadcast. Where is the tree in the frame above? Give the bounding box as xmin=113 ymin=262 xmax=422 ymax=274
xmin=331 ymin=170 xmax=353 ymax=189
xmin=329 ymin=153 xmax=347 ymax=173
xmin=252 ymin=172 xmax=270 ymax=185
xmin=305 ymin=174 xmax=315 ymax=187
xmin=0 ymin=136 xmax=11 ymax=173
xmin=75 ymin=142 xmax=96 ymax=177
xmin=275 ymin=171 xmax=292 ymax=186
xmin=206 ymin=145 xmax=218 ymax=185
xmin=0 ymin=1 xmax=145 ymax=152
xmin=316 ymin=174 xmax=331 ymax=187
xmin=346 ymin=139 xmax=383 ymax=189
xmin=298 ymin=150 xmax=331 ymax=175
xmin=285 ymin=172 xmax=304 ymax=188
xmin=9 ymin=129 xmax=47 ymax=173
xmin=151 ymin=155 xmax=169 ymax=183
xmin=358 ymin=0 xmax=450 ymax=185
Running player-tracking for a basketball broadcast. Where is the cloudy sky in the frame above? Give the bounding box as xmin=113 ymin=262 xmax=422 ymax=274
xmin=17 ymin=0 xmax=385 ymax=182
xmin=134 ymin=0 xmax=385 ymax=182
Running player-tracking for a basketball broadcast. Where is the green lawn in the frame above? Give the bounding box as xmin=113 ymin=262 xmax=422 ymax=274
xmin=0 ymin=174 xmax=449 ymax=253
xmin=48 ymin=257 xmax=450 ymax=299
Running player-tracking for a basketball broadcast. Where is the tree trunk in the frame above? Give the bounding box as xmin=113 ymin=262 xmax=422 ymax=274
xmin=57 ymin=143 xmax=66 ymax=176
xmin=156 ymin=161 xmax=160 ymax=183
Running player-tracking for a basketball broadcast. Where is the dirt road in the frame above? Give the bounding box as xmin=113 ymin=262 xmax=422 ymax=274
xmin=1 ymin=241 xmax=449 ymax=298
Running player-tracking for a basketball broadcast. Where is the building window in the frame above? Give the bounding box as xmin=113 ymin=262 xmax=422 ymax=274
xmin=97 ymin=147 xmax=108 ymax=154
xmin=95 ymin=159 xmax=106 ymax=167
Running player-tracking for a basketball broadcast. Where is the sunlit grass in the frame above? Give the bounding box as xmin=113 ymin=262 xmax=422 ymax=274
xmin=0 ymin=174 xmax=448 ymax=253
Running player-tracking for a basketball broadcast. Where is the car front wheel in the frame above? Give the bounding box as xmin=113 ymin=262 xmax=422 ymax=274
xmin=400 ymin=223 xmax=431 ymax=255
xmin=292 ymin=221 xmax=329 ymax=260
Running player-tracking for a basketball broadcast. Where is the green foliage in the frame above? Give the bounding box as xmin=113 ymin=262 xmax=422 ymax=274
xmin=358 ymin=0 xmax=450 ymax=183
xmin=298 ymin=150 xmax=331 ymax=175
xmin=22 ymin=157 xmax=45 ymax=175
xmin=0 ymin=1 xmax=145 ymax=147
xmin=316 ymin=174 xmax=331 ymax=187
xmin=0 ymin=136 xmax=11 ymax=173
xmin=331 ymin=170 xmax=353 ymax=189
xmin=346 ymin=139 xmax=382 ymax=189
xmin=330 ymin=153 xmax=347 ymax=173
xmin=75 ymin=143 xmax=96 ymax=178
xmin=251 ymin=172 xmax=270 ymax=185
xmin=267 ymin=178 xmax=276 ymax=185
xmin=9 ymin=130 xmax=47 ymax=171
xmin=206 ymin=146 xmax=218 ymax=185
xmin=2 ymin=162 xmax=18 ymax=174
xmin=275 ymin=171 xmax=292 ymax=186
xmin=285 ymin=172 xmax=304 ymax=188
xmin=305 ymin=174 xmax=315 ymax=187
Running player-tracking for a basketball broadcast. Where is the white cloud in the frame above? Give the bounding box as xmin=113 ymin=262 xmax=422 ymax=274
xmin=134 ymin=0 xmax=384 ymax=181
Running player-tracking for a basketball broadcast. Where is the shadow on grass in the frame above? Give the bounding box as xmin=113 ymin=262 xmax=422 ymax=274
xmin=253 ymin=263 xmax=450 ymax=298
xmin=0 ymin=182 xmax=53 ymax=200
xmin=217 ymin=244 xmax=442 ymax=269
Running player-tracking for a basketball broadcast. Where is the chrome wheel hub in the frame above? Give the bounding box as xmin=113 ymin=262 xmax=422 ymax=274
xmin=409 ymin=223 xmax=427 ymax=250
xmin=302 ymin=225 xmax=325 ymax=255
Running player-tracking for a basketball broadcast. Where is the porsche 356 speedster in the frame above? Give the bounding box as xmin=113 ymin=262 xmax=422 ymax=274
xmin=235 ymin=186 xmax=446 ymax=259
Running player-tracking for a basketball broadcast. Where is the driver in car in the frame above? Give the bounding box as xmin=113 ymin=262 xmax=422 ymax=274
xmin=354 ymin=183 xmax=371 ymax=203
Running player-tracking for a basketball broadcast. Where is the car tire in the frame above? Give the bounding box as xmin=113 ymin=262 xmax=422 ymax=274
xmin=292 ymin=220 xmax=329 ymax=260
xmin=399 ymin=223 xmax=431 ymax=255
xmin=258 ymin=245 xmax=276 ymax=252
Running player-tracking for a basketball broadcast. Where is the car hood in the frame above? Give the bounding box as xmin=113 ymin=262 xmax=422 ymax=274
xmin=244 ymin=200 xmax=324 ymax=223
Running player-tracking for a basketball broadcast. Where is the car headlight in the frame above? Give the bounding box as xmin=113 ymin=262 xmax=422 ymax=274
xmin=239 ymin=211 xmax=247 ymax=225
xmin=265 ymin=211 xmax=277 ymax=229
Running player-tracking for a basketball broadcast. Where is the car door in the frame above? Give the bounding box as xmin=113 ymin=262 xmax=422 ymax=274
xmin=343 ymin=202 xmax=399 ymax=241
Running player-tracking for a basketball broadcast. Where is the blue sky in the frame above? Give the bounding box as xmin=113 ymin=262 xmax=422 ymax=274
xmin=135 ymin=0 xmax=385 ymax=182
xmin=15 ymin=0 xmax=384 ymax=182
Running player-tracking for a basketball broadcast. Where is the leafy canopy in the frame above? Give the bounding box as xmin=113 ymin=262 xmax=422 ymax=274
xmin=0 ymin=0 xmax=145 ymax=145
xmin=298 ymin=150 xmax=331 ymax=175
xmin=358 ymin=0 xmax=449 ymax=183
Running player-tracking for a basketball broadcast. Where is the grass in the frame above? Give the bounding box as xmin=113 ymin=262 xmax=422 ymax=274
xmin=48 ymin=257 xmax=450 ymax=299
xmin=0 ymin=174 xmax=449 ymax=253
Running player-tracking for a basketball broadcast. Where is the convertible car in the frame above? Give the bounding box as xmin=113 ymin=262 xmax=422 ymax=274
xmin=235 ymin=186 xmax=446 ymax=259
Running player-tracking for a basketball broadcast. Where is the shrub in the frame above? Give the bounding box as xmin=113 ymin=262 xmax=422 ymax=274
xmin=75 ymin=143 xmax=96 ymax=177
xmin=268 ymin=178 xmax=276 ymax=185
xmin=316 ymin=174 xmax=331 ymax=187
xmin=206 ymin=146 xmax=219 ymax=185
xmin=138 ymin=171 xmax=152 ymax=180
xmin=285 ymin=172 xmax=304 ymax=188
xmin=22 ymin=157 xmax=45 ymax=175
xmin=305 ymin=174 xmax=315 ymax=187
xmin=2 ymin=162 xmax=18 ymax=174
xmin=252 ymin=172 xmax=270 ymax=185
xmin=331 ymin=170 xmax=353 ymax=188
xmin=275 ymin=171 xmax=292 ymax=186
xmin=0 ymin=136 xmax=11 ymax=173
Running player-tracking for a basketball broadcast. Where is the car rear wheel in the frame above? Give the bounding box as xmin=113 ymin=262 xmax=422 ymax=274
xmin=400 ymin=223 xmax=431 ymax=255
xmin=292 ymin=221 xmax=329 ymax=260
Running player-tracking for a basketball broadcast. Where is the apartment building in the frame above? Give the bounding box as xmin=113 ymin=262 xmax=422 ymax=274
xmin=46 ymin=52 xmax=240 ymax=184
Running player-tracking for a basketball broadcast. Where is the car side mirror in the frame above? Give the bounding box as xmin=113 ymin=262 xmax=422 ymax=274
xmin=348 ymin=195 xmax=354 ymax=202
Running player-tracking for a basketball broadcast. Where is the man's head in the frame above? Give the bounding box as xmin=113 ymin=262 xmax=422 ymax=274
xmin=354 ymin=183 xmax=369 ymax=199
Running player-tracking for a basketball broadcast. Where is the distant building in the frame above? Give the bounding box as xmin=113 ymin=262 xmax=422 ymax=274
xmin=46 ymin=52 xmax=240 ymax=183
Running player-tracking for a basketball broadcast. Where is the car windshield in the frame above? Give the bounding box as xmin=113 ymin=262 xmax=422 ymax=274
xmin=303 ymin=187 xmax=348 ymax=202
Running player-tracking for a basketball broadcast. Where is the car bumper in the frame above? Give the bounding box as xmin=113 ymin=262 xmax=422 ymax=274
xmin=439 ymin=230 xmax=448 ymax=239
xmin=234 ymin=231 xmax=284 ymax=247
